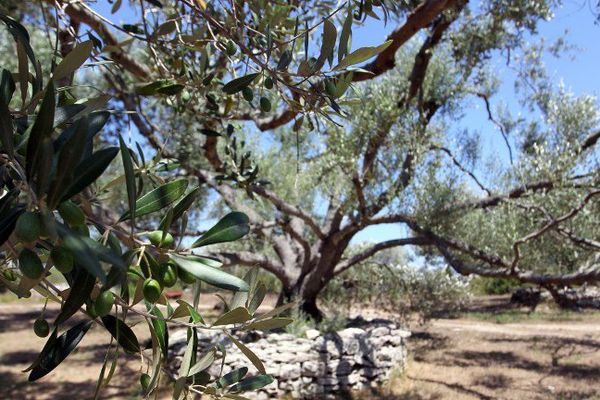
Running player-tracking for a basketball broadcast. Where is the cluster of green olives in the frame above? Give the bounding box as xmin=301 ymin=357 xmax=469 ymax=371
xmin=13 ymin=200 xmax=85 ymax=281
xmin=240 ymin=76 xmax=273 ymax=113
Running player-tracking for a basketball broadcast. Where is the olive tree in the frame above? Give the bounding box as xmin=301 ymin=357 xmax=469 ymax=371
xmin=0 ymin=0 xmax=389 ymax=395
xmin=5 ymin=0 xmax=600 ymax=326
xmin=6 ymin=0 xmax=598 ymax=326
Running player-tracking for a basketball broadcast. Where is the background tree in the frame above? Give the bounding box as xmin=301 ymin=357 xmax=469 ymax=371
xmin=5 ymin=0 xmax=598 ymax=322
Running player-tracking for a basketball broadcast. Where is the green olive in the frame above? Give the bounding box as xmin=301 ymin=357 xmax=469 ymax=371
xmin=259 ymin=97 xmax=271 ymax=112
xmin=19 ymin=249 xmax=44 ymax=279
xmin=159 ymin=263 xmax=177 ymax=288
xmin=58 ymin=200 xmax=86 ymax=227
xmin=264 ymin=76 xmax=274 ymax=89
xmin=242 ymin=87 xmax=254 ymax=102
xmin=50 ymin=246 xmax=74 ymax=274
xmin=94 ymin=290 xmax=115 ymax=317
xmin=15 ymin=211 xmax=41 ymax=243
xmin=73 ymin=223 xmax=90 ymax=237
xmin=177 ymin=266 xmax=196 ymax=285
xmin=147 ymin=230 xmax=174 ymax=248
xmin=140 ymin=373 xmax=151 ymax=391
xmin=33 ymin=318 xmax=50 ymax=338
xmin=325 ymin=80 xmax=337 ymax=97
xmin=143 ymin=278 xmax=162 ymax=303
xmin=2 ymin=269 xmax=17 ymax=281
xmin=225 ymin=40 xmax=237 ymax=56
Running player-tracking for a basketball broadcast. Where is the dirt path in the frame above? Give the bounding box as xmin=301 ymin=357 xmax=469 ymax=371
xmin=387 ymin=314 xmax=600 ymax=400
xmin=433 ymin=319 xmax=600 ymax=338
xmin=2 ymin=297 xmax=600 ymax=399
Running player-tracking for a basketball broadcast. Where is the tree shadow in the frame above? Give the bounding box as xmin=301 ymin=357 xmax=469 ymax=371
xmin=406 ymin=375 xmax=494 ymax=400
xmin=432 ymin=349 xmax=544 ymax=370
xmin=0 ymin=369 xmax=139 ymax=399
xmin=471 ymin=373 xmax=513 ymax=389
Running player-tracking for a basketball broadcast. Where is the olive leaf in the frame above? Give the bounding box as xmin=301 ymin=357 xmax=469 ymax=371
xmin=28 ymin=321 xmax=93 ymax=381
xmin=26 ymin=80 xmax=55 ymax=183
xmin=191 ymin=211 xmax=250 ymax=248
xmin=60 ymin=146 xmax=119 ymax=202
xmin=146 ymin=302 xmax=169 ymax=358
xmin=218 ymin=367 xmax=248 ymax=388
xmin=169 ymin=254 xmax=249 ymax=292
xmin=314 ymin=19 xmax=337 ymax=71
xmin=333 ymin=40 xmax=392 ymax=71
xmin=53 ymin=40 xmax=94 ymax=81
xmin=119 ymin=179 xmax=188 ymax=221
xmin=101 ymin=315 xmax=140 ymax=354
xmin=211 ymin=307 xmax=252 ymax=327
xmin=241 ymin=317 xmax=294 ymax=331
xmin=222 ymin=73 xmax=259 ymax=95
xmin=225 ymin=332 xmax=266 ymax=374
xmin=118 ymin=135 xmax=137 ymax=224
xmin=229 ymin=374 xmax=274 ymax=393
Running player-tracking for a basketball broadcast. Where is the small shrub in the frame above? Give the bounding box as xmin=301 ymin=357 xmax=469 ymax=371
xmin=470 ymin=276 xmax=521 ymax=295
xmin=321 ymin=263 xmax=471 ymax=323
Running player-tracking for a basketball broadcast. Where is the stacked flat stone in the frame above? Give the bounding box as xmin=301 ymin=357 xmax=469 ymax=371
xmin=169 ymin=320 xmax=410 ymax=399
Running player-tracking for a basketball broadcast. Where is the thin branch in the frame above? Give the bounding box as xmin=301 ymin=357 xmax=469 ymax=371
xmin=432 ymin=145 xmax=491 ymax=195
xmin=335 ymin=237 xmax=431 ymax=275
xmin=510 ymin=189 xmax=600 ymax=272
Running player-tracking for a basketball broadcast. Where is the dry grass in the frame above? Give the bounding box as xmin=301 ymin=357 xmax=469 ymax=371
xmin=1 ymin=295 xmax=600 ymax=399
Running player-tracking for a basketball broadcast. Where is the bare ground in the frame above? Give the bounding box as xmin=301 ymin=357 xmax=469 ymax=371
xmin=1 ymin=295 xmax=600 ymax=399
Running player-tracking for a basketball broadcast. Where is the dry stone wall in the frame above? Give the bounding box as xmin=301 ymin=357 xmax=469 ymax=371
xmin=169 ymin=320 xmax=410 ymax=399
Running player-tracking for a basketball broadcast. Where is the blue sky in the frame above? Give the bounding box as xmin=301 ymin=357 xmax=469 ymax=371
xmin=88 ymin=1 xmax=599 ymax=245
xmin=352 ymin=2 xmax=600 ymax=244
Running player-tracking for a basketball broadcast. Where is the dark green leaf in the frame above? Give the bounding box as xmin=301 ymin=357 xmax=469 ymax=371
xmin=0 ymin=93 xmax=14 ymax=158
xmin=218 ymin=367 xmax=248 ymax=388
xmin=119 ymin=179 xmax=188 ymax=221
xmin=0 ymin=14 xmax=42 ymax=94
xmin=276 ymin=50 xmax=293 ymax=71
xmin=118 ymin=135 xmax=137 ymax=224
xmin=53 ymin=105 xmax=86 ymax=129
xmin=26 ymin=80 xmax=55 ymax=182
xmin=333 ymin=40 xmax=392 ymax=71
xmin=225 ymin=333 xmax=266 ymax=374
xmin=338 ymin=7 xmax=353 ymax=63
xmin=47 ymin=117 xmax=89 ymax=208
xmin=61 ymin=147 xmax=119 ymax=201
xmin=28 ymin=321 xmax=93 ymax=381
xmin=171 ymin=187 xmax=200 ymax=222
xmin=314 ymin=19 xmax=336 ymax=71
xmin=247 ymin=283 xmax=267 ymax=314
xmin=222 ymin=73 xmax=259 ymax=95
xmin=229 ymin=375 xmax=273 ymax=393
xmin=0 ymin=207 xmax=24 ymax=247
xmin=242 ymin=317 xmax=294 ymax=331
xmin=54 ymin=266 xmax=96 ymax=325
xmin=191 ymin=212 xmax=249 ymax=248
xmin=212 ymin=307 xmax=252 ymax=327
xmin=54 ymin=111 xmax=110 ymax=157
xmin=101 ymin=315 xmax=140 ymax=354
xmin=60 ymin=232 xmax=106 ymax=284
xmin=170 ymin=254 xmax=249 ymax=292
xmin=136 ymin=79 xmax=182 ymax=96
xmin=53 ymin=40 xmax=93 ymax=81
xmin=187 ymin=348 xmax=215 ymax=376
xmin=146 ymin=302 xmax=168 ymax=358
xmin=0 ymin=68 xmax=15 ymax=104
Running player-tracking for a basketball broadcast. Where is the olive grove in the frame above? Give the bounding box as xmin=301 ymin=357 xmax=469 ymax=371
xmin=0 ymin=0 xmax=599 ymax=394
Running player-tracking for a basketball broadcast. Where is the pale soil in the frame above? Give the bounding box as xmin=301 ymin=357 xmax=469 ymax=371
xmin=382 ymin=297 xmax=600 ymax=400
xmin=1 ymin=295 xmax=600 ymax=399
